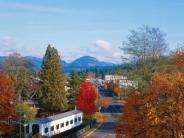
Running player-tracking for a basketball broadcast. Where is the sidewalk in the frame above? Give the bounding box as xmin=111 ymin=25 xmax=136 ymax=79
xmin=79 ymin=123 xmax=102 ymax=138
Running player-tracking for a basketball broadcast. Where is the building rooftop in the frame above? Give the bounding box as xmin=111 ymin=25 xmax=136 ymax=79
xmin=31 ymin=109 xmax=82 ymax=124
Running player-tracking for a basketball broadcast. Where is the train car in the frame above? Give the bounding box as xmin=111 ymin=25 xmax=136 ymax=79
xmin=28 ymin=109 xmax=83 ymax=137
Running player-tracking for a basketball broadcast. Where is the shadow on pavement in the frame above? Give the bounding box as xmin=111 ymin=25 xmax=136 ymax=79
xmin=96 ymin=122 xmax=117 ymax=133
xmin=101 ymin=105 xmax=123 ymax=113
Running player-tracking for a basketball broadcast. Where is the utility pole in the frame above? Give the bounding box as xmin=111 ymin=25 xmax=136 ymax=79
xmin=19 ymin=115 xmax=21 ymax=138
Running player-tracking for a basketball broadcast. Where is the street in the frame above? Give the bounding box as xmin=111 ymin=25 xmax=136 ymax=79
xmin=89 ymin=88 xmax=123 ymax=138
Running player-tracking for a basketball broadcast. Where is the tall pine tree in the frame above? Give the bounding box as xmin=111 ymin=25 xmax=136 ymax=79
xmin=39 ymin=45 xmax=68 ymax=113
xmin=68 ymin=70 xmax=86 ymax=109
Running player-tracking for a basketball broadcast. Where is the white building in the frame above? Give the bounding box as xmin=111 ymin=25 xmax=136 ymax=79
xmin=105 ymin=75 xmax=127 ymax=83
xmin=119 ymin=79 xmax=138 ymax=89
xmin=28 ymin=109 xmax=82 ymax=137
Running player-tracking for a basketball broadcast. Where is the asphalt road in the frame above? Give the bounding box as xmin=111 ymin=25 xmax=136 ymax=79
xmin=89 ymin=88 xmax=123 ymax=138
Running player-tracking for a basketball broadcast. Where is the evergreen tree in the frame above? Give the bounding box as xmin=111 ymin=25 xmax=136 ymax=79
xmin=68 ymin=70 xmax=85 ymax=109
xmin=16 ymin=67 xmax=28 ymax=101
xmin=39 ymin=45 xmax=68 ymax=113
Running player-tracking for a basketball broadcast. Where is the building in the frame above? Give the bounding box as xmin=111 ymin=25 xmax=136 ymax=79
xmin=28 ymin=109 xmax=83 ymax=137
xmin=86 ymin=72 xmax=96 ymax=81
xmin=119 ymin=79 xmax=138 ymax=89
xmin=105 ymin=75 xmax=127 ymax=83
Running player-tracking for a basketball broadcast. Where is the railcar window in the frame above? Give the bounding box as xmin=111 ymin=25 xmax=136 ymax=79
xmin=74 ymin=118 xmax=77 ymax=123
xmin=78 ymin=116 xmax=81 ymax=121
xmin=61 ymin=123 xmax=64 ymax=127
xmin=66 ymin=121 xmax=69 ymax=126
xmin=70 ymin=120 xmax=73 ymax=124
xmin=56 ymin=124 xmax=59 ymax=129
xmin=44 ymin=127 xmax=48 ymax=133
xmin=51 ymin=126 xmax=54 ymax=131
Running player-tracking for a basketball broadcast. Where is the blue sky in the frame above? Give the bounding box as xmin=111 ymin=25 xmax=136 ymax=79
xmin=0 ymin=0 xmax=184 ymax=63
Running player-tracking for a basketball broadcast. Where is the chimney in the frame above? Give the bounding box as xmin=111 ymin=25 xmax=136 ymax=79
xmin=75 ymin=106 xmax=77 ymax=111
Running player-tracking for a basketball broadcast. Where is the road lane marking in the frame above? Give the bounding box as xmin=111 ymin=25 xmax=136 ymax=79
xmin=83 ymin=124 xmax=102 ymax=138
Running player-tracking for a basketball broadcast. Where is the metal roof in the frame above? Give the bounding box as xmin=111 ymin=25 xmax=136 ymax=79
xmin=31 ymin=110 xmax=82 ymax=124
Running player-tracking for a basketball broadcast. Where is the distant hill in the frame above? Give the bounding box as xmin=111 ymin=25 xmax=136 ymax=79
xmin=0 ymin=56 xmax=114 ymax=72
xmin=25 ymin=56 xmax=67 ymax=70
xmin=64 ymin=56 xmax=114 ymax=72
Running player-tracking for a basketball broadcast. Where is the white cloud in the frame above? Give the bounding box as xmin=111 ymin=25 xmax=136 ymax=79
xmin=86 ymin=40 xmax=123 ymax=63
xmin=0 ymin=37 xmax=124 ymax=64
xmin=94 ymin=40 xmax=112 ymax=51
xmin=0 ymin=36 xmax=18 ymax=55
xmin=0 ymin=36 xmax=15 ymax=46
xmin=112 ymin=52 xmax=122 ymax=58
xmin=0 ymin=36 xmax=40 ymax=57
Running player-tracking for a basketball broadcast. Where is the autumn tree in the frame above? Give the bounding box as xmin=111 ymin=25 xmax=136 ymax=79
xmin=116 ymin=72 xmax=184 ymax=138
xmin=172 ymin=48 xmax=184 ymax=70
xmin=4 ymin=53 xmax=34 ymax=102
xmin=116 ymin=92 xmax=145 ymax=138
xmin=113 ymin=85 xmax=122 ymax=98
xmin=5 ymin=53 xmax=25 ymax=101
xmin=99 ymin=97 xmax=112 ymax=108
xmin=95 ymin=112 xmax=109 ymax=123
xmin=105 ymin=82 xmax=114 ymax=90
xmin=4 ymin=53 xmax=24 ymax=81
xmin=16 ymin=102 xmax=37 ymax=122
xmin=39 ymin=45 xmax=68 ymax=113
xmin=76 ymin=81 xmax=97 ymax=117
xmin=0 ymin=72 xmax=16 ymax=134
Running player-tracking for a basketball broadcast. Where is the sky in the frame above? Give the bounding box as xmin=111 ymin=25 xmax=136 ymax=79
xmin=0 ymin=0 xmax=184 ymax=63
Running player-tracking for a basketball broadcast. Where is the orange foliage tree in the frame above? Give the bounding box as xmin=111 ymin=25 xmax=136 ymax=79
xmin=0 ymin=72 xmax=16 ymax=134
xmin=105 ymin=82 xmax=114 ymax=90
xmin=95 ymin=112 xmax=109 ymax=123
xmin=173 ymin=49 xmax=184 ymax=69
xmin=100 ymin=97 xmax=112 ymax=108
xmin=113 ymin=86 xmax=122 ymax=97
xmin=116 ymin=92 xmax=147 ymax=138
xmin=116 ymin=72 xmax=184 ymax=138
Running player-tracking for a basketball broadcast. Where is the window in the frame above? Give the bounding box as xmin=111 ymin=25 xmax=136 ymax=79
xmin=56 ymin=124 xmax=59 ymax=129
xmin=51 ymin=126 xmax=54 ymax=131
xmin=44 ymin=127 xmax=48 ymax=133
xmin=74 ymin=118 xmax=77 ymax=123
xmin=70 ymin=120 xmax=73 ymax=124
xmin=61 ymin=123 xmax=64 ymax=128
xmin=78 ymin=117 xmax=81 ymax=122
xmin=26 ymin=125 xmax=29 ymax=133
xmin=66 ymin=121 xmax=69 ymax=126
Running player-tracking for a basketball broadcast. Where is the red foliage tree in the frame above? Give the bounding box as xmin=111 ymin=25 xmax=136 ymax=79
xmin=76 ymin=81 xmax=97 ymax=117
xmin=0 ymin=72 xmax=16 ymax=134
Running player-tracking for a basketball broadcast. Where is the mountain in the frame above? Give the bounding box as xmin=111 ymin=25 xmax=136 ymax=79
xmin=65 ymin=56 xmax=114 ymax=72
xmin=0 ymin=56 xmax=114 ymax=72
xmin=0 ymin=57 xmax=6 ymax=69
xmin=25 ymin=56 xmax=68 ymax=70
xmin=25 ymin=56 xmax=43 ymax=70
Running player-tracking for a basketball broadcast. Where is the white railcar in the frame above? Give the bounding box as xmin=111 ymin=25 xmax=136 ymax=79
xmin=28 ymin=109 xmax=83 ymax=137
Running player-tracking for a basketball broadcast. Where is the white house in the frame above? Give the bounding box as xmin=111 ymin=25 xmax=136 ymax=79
xmin=105 ymin=75 xmax=127 ymax=83
xmin=28 ymin=109 xmax=83 ymax=137
xmin=119 ymin=79 xmax=138 ymax=89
